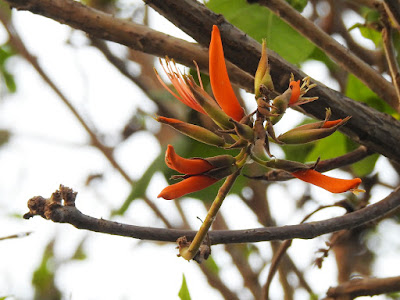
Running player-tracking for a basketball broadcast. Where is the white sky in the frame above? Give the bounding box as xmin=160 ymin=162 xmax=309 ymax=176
xmin=0 ymin=2 xmax=398 ymax=300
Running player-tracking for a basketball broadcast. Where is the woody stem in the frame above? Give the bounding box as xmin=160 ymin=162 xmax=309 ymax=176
xmin=180 ymin=168 xmax=242 ymax=261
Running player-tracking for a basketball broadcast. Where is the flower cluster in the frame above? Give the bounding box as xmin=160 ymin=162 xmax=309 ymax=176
xmin=155 ymin=25 xmax=363 ymax=200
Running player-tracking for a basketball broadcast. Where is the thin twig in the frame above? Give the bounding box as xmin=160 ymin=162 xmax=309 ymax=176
xmin=262 ymin=204 xmax=338 ymax=299
xmin=382 ymin=13 xmax=400 ymax=110
xmin=383 ymin=0 xmax=400 ymax=32
xmin=0 ymin=232 xmax=31 ymax=241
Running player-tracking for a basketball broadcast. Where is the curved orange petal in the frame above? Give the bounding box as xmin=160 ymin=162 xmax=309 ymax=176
xmin=209 ymin=25 xmax=244 ymax=121
xmin=292 ymin=169 xmax=362 ymax=193
xmin=165 ymin=145 xmax=213 ymax=175
xmin=156 ymin=59 xmax=206 ymax=114
xmin=158 ymin=175 xmax=218 ymax=200
xmin=156 ymin=116 xmax=183 ymax=124
xmin=288 ymin=80 xmax=301 ymax=106
xmin=322 ymin=119 xmax=343 ymax=128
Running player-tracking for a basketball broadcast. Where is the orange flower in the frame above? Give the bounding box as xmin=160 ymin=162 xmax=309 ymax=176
xmin=292 ymin=169 xmax=362 ymax=193
xmin=158 ymin=175 xmax=218 ymax=200
xmin=289 ymin=80 xmax=301 ymax=105
xmin=277 ymin=116 xmax=350 ymax=144
xmin=209 ymin=25 xmax=245 ymax=122
xmin=165 ymin=145 xmax=213 ymax=175
xmin=288 ymin=77 xmax=318 ymax=107
xmin=155 ymin=58 xmax=206 ymax=114
xmin=158 ymin=145 xmax=219 ymax=200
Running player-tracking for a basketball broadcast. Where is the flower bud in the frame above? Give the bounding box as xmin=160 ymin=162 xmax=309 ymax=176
xmin=278 ymin=116 xmax=350 ymax=144
xmin=265 ymin=159 xmax=309 ymax=172
xmin=254 ymin=39 xmax=274 ymax=98
xmin=156 ymin=116 xmax=227 ymax=147
xmin=230 ymin=118 xmax=254 ymax=142
xmin=188 ymin=80 xmax=234 ymax=130
xmin=270 ymin=87 xmax=293 ymax=124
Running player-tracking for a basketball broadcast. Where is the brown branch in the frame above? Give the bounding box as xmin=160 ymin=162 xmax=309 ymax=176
xmin=325 ymin=275 xmax=400 ymax=299
xmin=383 ymin=0 xmax=400 ymax=32
xmin=3 ymin=0 xmax=253 ymax=92
xmin=23 ymin=185 xmax=400 ymax=245
xmin=0 ymin=232 xmax=31 ymax=241
xmin=249 ymin=0 xmax=399 ymax=112
xmin=382 ymin=12 xmax=400 ymax=110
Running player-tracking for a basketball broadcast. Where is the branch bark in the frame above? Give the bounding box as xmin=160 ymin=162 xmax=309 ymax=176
xmin=325 ymin=275 xmax=400 ymax=299
xmin=3 ymin=0 xmax=253 ymax=92
xmin=23 ymin=185 xmax=400 ymax=245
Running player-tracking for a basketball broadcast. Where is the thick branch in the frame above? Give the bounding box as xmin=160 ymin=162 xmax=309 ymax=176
xmin=3 ymin=0 xmax=253 ymax=92
xmin=24 ymin=185 xmax=400 ymax=245
xmin=325 ymin=275 xmax=400 ymax=299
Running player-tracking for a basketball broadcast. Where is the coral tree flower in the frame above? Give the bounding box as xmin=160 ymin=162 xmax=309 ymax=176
xmin=288 ymin=77 xmax=318 ymax=107
xmin=292 ymin=169 xmax=362 ymax=193
xmin=158 ymin=145 xmax=219 ymax=200
xmin=277 ymin=116 xmax=351 ymax=144
xmin=155 ymin=25 xmax=244 ymax=125
xmin=155 ymin=58 xmax=206 ymax=115
xmin=209 ymin=25 xmax=245 ymax=122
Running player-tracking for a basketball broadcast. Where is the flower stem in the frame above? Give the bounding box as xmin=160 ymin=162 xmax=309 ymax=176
xmin=179 ymin=168 xmax=242 ymax=261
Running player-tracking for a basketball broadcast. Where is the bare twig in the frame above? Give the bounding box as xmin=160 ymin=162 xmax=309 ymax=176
xmin=4 ymin=0 xmax=253 ymax=92
xmin=263 ymin=204 xmax=339 ymax=299
xmin=383 ymin=0 xmax=400 ymax=32
xmin=23 ymin=185 xmax=400 ymax=244
xmin=382 ymin=12 xmax=400 ymax=110
xmin=0 ymin=232 xmax=31 ymax=241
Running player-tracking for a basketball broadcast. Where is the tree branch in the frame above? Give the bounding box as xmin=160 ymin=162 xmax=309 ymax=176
xmin=325 ymin=275 xmax=400 ymax=299
xmin=3 ymin=0 xmax=253 ymax=92
xmin=249 ymin=0 xmax=399 ymax=112
xmin=23 ymin=185 xmax=400 ymax=245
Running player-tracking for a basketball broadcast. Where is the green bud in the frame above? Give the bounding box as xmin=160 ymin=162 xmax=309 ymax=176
xmin=156 ymin=116 xmax=227 ymax=147
xmin=265 ymin=159 xmax=309 ymax=172
xmin=278 ymin=116 xmax=350 ymax=144
xmin=254 ymin=39 xmax=274 ymax=98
